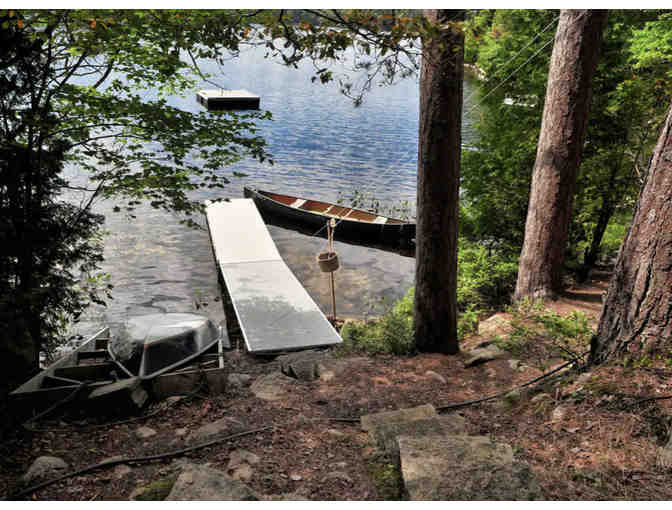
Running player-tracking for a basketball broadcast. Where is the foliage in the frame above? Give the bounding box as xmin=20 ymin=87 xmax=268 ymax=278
xmin=461 ymin=9 xmax=672 ymax=271
xmin=0 ymin=9 xmax=461 ymax=386
xmin=340 ymin=289 xmax=415 ymax=356
xmin=457 ymin=238 xmax=519 ymax=310
xmin=339 ymin=238 xmax=518 ymax=355
xmin=494 ymin=300 xmax=594 ymax=370
xmin=336 ymin=189 xmax=413 ymax=221
xmin=571 ymin=212 xmax=629 ymax=266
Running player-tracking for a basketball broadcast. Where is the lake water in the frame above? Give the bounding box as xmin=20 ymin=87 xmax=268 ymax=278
xmin=71 ymin=45 xmax=480 ymax=336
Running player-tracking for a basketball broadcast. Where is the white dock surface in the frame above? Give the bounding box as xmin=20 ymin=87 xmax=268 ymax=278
xmin=205 ymin=199 xmax=342 ymax=353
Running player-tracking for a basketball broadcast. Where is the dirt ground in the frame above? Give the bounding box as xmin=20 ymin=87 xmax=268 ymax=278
xmin=3 ymin=268 xmax=672 ymax=500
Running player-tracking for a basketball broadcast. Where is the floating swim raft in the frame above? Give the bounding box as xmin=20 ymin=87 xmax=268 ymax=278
xmin=205 ymin=198 xmax=342 ymax=353
xmin=196 ymin=89 xmax=260 ymax=110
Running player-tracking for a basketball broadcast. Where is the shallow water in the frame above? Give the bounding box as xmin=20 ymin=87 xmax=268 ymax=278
xmin=69 ymin=45 xmax=479 ymax=336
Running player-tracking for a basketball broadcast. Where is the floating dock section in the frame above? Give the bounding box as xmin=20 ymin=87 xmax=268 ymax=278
xmin=205 ymin=199 xmax=342 ymax=353
xmin=196 ymin=89 xmax=260 ymax=110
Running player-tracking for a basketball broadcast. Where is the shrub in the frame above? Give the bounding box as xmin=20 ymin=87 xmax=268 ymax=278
xmin=457 ymin=239 xmax=519 ymax=310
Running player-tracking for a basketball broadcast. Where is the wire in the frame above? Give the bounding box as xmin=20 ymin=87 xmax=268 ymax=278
xmin=467 ymin=9 xmax=589 ymax=114
xmin=463 ymin=13 xmax=560 ymax=107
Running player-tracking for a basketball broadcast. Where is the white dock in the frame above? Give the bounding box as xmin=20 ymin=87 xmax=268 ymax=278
xmin=205 ymin=199 xmax=342 ymax=353
xmin=196 ymin=89 xmax=260 ymax=110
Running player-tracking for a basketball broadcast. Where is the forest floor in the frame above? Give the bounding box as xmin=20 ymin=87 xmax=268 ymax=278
xmin=3 ymin=266 xmax=672 ymax=500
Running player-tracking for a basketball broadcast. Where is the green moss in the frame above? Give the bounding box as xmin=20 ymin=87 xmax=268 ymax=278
xmin=367 ymin=454 xmax=404 ymax=500
xmin=133 ymin=476 xmax=178 ymax=501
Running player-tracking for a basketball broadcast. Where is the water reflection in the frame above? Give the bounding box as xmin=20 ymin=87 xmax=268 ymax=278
xmin=71 ymin=44 xmax=479 ymax=336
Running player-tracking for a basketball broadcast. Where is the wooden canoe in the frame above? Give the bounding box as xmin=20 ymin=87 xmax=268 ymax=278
xmin=243 ymin=186 xmax=415 ymax=244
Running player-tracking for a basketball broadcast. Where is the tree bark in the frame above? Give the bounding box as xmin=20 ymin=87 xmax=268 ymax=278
xmin=414 ymin=9 xmax=463 ymax=354
xmin=515 ymin=9 xmax=608 ymax=300
xmin=590 ymin=100 xmax=672 ymax=364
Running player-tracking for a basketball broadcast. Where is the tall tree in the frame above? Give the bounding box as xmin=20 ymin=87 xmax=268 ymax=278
xmin=0 ymin=9 xmax=442 ymax=392
xmin=590 ymin=99 xmax=672 ymax=363
xmin=414 ymin=9 xmax=464 ymax=354
xmin=514 ymin=9 xmax=608 ymax=300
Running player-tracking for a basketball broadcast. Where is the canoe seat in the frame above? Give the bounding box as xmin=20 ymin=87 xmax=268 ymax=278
xmin=290 ymin=198 xmax=307 ymax=208
xmin=373 ymin=216 xmax=387 ymax=224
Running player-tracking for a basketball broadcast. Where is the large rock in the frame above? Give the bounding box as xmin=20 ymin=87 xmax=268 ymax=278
xmin=478 ymin=313 xmax=513 ymax=338
xmin=399 ymin=435 xmax=543 ymax=500
xmin=360 ymin=404 xmax=438 ymax=432
xmin=22 ymin=456 xmax=68 ymax=483
xmin=373 ymin=414 xmax=467 ymax=457
xmin=278 ymin=350 xmax=327 ymax=381
xmin=463 ymin=345 xmax=507 ymax=367
xmin=317 ymin=357 xmax=369 ymax=382
xmin=190 ymin=416 xmax=245 ymax=442
xmin=167 ymin=463 xmax=260 ymax=500
xmin=251 ymin=372 xmax=298 ymax=401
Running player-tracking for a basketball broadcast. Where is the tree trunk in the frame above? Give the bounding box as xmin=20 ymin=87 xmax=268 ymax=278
xmin=414 ymin=9 xmax=463 ymax=354
xmin=515 ymin=9 xmax=608 ymax=300
xmin=590 ymin=100 xmax=672 ymax=364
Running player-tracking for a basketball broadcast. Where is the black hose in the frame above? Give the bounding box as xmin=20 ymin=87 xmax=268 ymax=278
xmin=6 ymin=351 xmax=589 ymax=500
xmin=4 ymin=425 xmax=274 ymax=501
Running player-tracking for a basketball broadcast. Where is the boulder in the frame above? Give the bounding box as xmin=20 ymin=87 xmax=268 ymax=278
xmin=360 ymin=404 xmax=438 ymax=432
xmin=463 ymin=345 xmax=507 ymax=367
xmin=373 ymin=414 xmax=467 ymax=457
xmin=190 ymin=416 xmax=245 ymax=442
xmin=167 ymin=463 xmax=260 ymax=500
xmin=251 ymin=372 xmax=298 ymax=401
xmin=317 ymin=357 xmax=369 ymax=382
xmin=278 ymin=350 xmax=327 ymax=381
xmin=22 ymin=456 xmax=68 ymax=484
xmin=399 ymin=435 xmax=543 ymax=500
xmin=477 ymin=313 xmax=513 ymax=338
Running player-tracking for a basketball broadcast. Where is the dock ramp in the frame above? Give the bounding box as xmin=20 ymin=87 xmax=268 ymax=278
xmin=205 ymin=198 xmax=342 ymax=353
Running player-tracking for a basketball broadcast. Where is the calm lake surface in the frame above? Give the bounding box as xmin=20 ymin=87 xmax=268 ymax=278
xmin=71 ymin=46 xmax=480 ymax=336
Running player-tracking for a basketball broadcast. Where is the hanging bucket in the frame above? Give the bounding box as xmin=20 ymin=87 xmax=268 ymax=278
xmin=317 ymin=251 xmax=339 ymax=272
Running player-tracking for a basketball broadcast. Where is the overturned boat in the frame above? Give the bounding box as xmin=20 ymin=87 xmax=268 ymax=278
xmin=108 ymin=313 xmax=224 ymax=380
xmin=11 ymin=313 xmax=230 ymax=414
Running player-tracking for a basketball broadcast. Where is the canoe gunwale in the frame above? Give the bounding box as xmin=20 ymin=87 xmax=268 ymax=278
xmin=243 ymin=186 xmax=415 ymax=242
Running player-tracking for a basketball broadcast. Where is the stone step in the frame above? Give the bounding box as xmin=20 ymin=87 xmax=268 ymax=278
xmin=398 ymin=435 xmax=543 ymax=500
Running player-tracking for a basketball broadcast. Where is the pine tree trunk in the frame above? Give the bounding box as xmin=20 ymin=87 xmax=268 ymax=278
xmin=414 ymin=9 xmax=463 ymax=354
xmin=515 ymin=9 xmax=608 ymax=301
xmin=590 ymin=100 xmax=672 ymax=364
